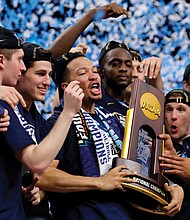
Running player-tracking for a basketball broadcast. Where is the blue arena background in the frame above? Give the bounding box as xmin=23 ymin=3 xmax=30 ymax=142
xmin=0 ymin=0 xmax=190 ymax=118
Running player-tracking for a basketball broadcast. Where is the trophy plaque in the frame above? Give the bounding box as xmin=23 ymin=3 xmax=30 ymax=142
xmin=112 ymin=79 xmax=170 ymax=214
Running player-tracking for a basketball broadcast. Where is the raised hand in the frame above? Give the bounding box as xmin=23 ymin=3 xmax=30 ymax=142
xmin=63 ymin=81 xmax=84 ymax=116
xmin=70 ymin=43 xmax=88 ymax=55
xmin=141 ymin=57 xmax=162 ymax=79
xmin=94 ymin=2 xmax=130 ymax=19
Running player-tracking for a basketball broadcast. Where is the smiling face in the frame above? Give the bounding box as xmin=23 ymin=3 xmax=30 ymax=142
xmin=165 ymin=98 xmax=190 ymax=143
xmin=65 ymin=57 xmax=102 ymax=108
xmin=16 ymin=60 xmax=52 ymax=109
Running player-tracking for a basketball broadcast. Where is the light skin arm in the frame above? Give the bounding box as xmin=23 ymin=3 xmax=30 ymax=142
xmin=158 ymin=133 xmax=190 ymax=183
xmin=160 ymin=183 xmax=183 ymax=216
xmin=37 ymin=160 xmax=136 ymax=193
xmin=156 ymin=133 xmax=184 ymax=216
xmin=141 ymin=57 xmax=163 ymax=90
xmin=158 ymin=133 xmax=177 ymax=156
xmin=0 ymin=85 xmax=26 ymax=109
xmin=22 ymin=186 xmax=41 ymax=206
xmin=49 ymin=2 xmax=130 ymax=59
xmin=15 ymin=81 xmax=84 ymax=175
xmin=159 ymin=155 xmax=190 ymax=184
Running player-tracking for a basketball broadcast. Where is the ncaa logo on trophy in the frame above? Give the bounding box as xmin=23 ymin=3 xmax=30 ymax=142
xmin=112 ymin=79 xmax=170 ymax=214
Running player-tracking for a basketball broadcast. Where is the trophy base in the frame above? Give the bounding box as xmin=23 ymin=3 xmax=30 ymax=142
xmin=113 ymin=157 xmax=171 ymax=215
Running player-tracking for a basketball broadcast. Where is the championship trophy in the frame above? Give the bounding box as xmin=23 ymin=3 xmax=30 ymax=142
xmin=112 ymin=79 xmax=170 ymax=214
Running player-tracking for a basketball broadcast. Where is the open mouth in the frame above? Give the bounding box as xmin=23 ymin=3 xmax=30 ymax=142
xmin=171 ymin=125 xmax=177 ymax=132
xmin=91 ymin=83 xmax=99 ymax=89
xmin=90 ymin=82 xmax=101 ymax=95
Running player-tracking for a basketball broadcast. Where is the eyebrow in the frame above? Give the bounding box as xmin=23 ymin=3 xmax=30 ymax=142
xmin=76 ymin=65 xmax=95 ymax=72
xmin=109 ymin=57 xmax=131 ymax=63
xmin=35 ymin=69 xmax=50 ymax=73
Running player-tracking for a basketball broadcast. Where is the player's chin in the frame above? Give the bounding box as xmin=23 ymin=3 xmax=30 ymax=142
xmin=92 ymin=95 xmax=102 ymax=102
xmin=36 ymin=94 xmax=46 ymax=102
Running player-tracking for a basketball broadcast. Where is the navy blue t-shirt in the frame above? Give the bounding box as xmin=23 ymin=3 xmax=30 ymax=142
xmin=0 ymin=101 xmax=45 ymax=220
xmin=96 ymin=87 xmax=128 ymax=127
xmin=44 ymin=105 xmax=134 ymax=220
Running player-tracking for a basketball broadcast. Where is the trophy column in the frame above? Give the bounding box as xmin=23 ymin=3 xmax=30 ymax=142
xmin=112 ymin=79 xmax=170 ymax=214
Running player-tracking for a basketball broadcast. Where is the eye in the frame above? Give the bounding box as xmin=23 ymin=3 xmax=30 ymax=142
xmin=111 ymin=61 xmax=119 ymax=67
xmin=18 ymin=57 xmax=23 ymax=63
xmin=92 ymin=67 xmax=98 ymax=74
xmin=165 ymin=107 xmax=172 ymax=112
xmin=36 ymin=71 xmax=46 ymax=77
xmin=78 ymin=70 xmax=86 ymax=76
xmin=178 ymin=107 xmax=185 ymax=112
xmin=126 ymin=62 xmax=132 ymax=68
xmin=78 ymin=71 xmax=86 ymax=76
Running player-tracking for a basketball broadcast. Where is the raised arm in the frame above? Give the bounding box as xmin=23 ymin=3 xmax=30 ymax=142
xmin=49 ymin=2 xmax=130 ymax=59
xmin=15 ymin=81 xmax=84 ymax=175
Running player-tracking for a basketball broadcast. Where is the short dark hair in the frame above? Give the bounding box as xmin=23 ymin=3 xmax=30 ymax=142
xmin=0 ymin=26 xmax=23 ymax=60
xmin=51 ymin=52 xmax=85 ymax=86
xmin=129 ymin=48 xmax=142 ymax=62
xmin=0 ymin=26 xmax=22 ymax=49
xmin=98 ymin=40 xmax=131 ymax=66
xmin=22 ymin=42 xmax=51 ymax=67
xmin=51 ymin=52 xmax=85 ymax=99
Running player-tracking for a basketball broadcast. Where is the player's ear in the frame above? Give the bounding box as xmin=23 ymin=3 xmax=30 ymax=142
xmin=61 ymin=82 xmax=68 ymax=91
xmin=0 ymin=54 xmax=4 ymax=66
xmin=97 ymin=66 xmax=104 ymax=78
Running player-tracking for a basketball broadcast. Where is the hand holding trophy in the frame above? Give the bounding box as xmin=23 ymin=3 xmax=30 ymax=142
xmin=113 ymin=79 xmax=170 ymax=215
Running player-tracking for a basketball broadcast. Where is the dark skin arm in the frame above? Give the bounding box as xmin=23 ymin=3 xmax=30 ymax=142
xmin=49 ymin=2 xmax=130 ymax=59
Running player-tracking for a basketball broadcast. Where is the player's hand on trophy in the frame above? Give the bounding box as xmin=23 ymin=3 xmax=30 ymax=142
xmin=97 ymin=165 xmax=136 ymax=192
xmin=158 ymin=133 xmax=177 ymax=156
xmin=157 ymin=183 xmax=183 ymax=216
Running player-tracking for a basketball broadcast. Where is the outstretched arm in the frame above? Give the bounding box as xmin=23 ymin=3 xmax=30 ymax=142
xmin=15 ymin=81 xmax=84 ymax=175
